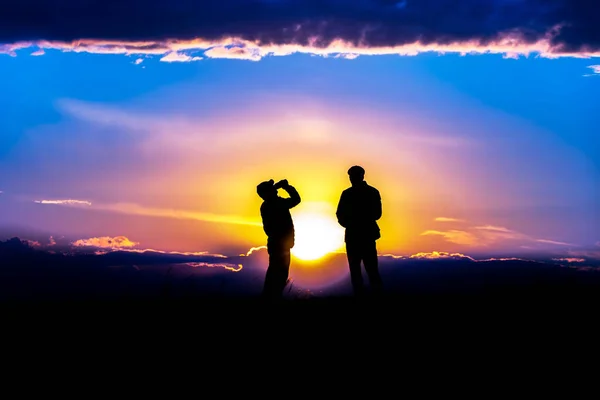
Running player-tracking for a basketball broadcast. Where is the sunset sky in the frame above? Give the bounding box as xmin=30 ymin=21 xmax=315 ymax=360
xmin=1 ymin=0 xmax=599 ymax=264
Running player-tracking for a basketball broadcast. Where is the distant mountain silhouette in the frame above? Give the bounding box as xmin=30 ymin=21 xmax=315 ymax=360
xmin=1 ymin=237 xmax=600 ymax=302
xmin=0 ymin=237 xmax=262 ymax=301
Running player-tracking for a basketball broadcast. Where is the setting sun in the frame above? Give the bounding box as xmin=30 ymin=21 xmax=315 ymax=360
xmin=291 ymin=207 xmax=345 ymax=261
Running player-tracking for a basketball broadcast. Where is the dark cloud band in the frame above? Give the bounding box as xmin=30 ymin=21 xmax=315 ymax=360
xmin=0 ymin=0 xmax=598 ymax=53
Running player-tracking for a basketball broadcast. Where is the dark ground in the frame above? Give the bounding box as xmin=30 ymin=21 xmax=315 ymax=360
xmin=4 ymin=289 xmax=598 ymax=336
xmin=3 ymin=291 xmax=600 ymax=382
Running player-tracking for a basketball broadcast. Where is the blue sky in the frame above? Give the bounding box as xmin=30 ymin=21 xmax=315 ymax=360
xmin=1 ymin=48 xmax=598 ymax=259
xmin=1 ymin=0 xmax=600 ymax=260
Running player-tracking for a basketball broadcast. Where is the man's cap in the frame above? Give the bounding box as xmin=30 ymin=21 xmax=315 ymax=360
xmin=257 ymin=179 xmax=275 ymax=195
xmin=348 ymin=165 xmax=365 ymax=176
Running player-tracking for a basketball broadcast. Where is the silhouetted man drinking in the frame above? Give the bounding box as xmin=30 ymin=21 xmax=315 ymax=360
xmin=256 ymin=179 xmax=301 ymax=300
xmin=336 ymin=166 xmax=383 ymax=297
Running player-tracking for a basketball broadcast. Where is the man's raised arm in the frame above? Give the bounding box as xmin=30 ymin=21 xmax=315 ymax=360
xmin=282 ymin=183 xmax=301 ymax=209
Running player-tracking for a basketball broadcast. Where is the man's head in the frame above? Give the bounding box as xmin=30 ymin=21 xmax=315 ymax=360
xmin=348 ymin=165 xmax=365 ymax=186
xmin=257 ymin=179 xmax=277 ymax=200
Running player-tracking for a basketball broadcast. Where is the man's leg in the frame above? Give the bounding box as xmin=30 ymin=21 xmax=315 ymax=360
xmin=282 ymin=250 xmax=291 ymax=291
xmin=346 ymin=242 xmax=365 ymax=296
xmin=262 ymin=248 xmax=280 ymax=299
xmin=262 ymin=248 xmax=290 ymax=299
xmin=363 ymin=240 xmax=383 ymax=295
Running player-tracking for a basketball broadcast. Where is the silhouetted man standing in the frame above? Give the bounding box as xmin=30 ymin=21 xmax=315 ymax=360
xmin=256 ymin=179 xmax=301 ymax=299
xmin=336 ymin=166 xmax=383 ymax=297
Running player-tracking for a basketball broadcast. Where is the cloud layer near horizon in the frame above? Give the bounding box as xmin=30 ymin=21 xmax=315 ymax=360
xmin=1 ymin=0 xmax=599 ymax=61
xmin=2 ymin=236 xmax=600 ymax=301
xmin=421 ymin=219 xmax=575 ymax=249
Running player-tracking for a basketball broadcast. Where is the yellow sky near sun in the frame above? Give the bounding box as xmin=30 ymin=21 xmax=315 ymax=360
xmin=86 ymin=102 xmax=472 ymax=254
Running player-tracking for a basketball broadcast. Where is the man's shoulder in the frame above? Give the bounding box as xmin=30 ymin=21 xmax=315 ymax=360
xmin=365 ymin=183 xmax=380 ymax=194
xmin=341 ymin=187 xmax=354 ymax=196
xmin=342 ymin=184 xmax=379 ymax=196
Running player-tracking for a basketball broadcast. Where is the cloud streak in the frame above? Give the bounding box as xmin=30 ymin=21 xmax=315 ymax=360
xmin=421 ymin=230 xmax=477 ymax=246
xmin=536 ymin=239 xmax=573 ymax=246
xmin=33 ymin=196 xmax=261 ymax=227
xmin=553 ymin=258 xmax=585 ymax=263
xmin=92 ymin=202 xmax=262 ymax=227
xmin=434 ymin=217 xmax=464 ymax=223
xmin=584 ymin=65 xmax=600 ymax=76
xmin=186 ymin=262 xmax=243 ymax=273
xmin=159 ymin=51 xmax=202 ymax=62
xmin=474 ymin=225 xmax=513 ymax=233
xmin=34 ymin=199 xmax=92 ymax=206
xmin=203 ymin=46 xmax=261 ymax=61
xmin=72 ymin=236 xmax=139 ymax=249
xmin=68 ymin=237 xmax=240 ymax=271
xmin=408 ymin=251 xmax=475 ymax=261
xmin=1 ymin=1 xmax=600 ymax=61
xmin=421 ymin=223 xmax=577 ymax=249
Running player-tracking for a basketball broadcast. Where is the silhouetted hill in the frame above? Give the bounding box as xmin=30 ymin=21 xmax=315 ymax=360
xmin=0 ymin=237 xmax=262 ymax=301
xmin=3 ymin=236 xmax=600 ymax=306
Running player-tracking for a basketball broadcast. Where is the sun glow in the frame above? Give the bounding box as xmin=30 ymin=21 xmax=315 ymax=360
xmin=291 ymin=207 xmax=345 ymax=261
